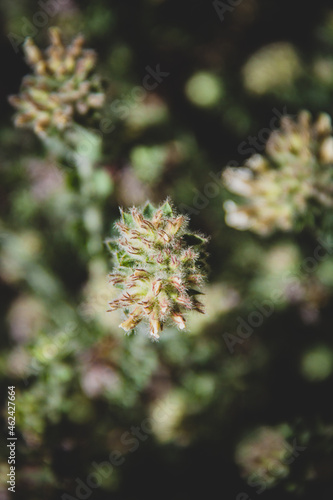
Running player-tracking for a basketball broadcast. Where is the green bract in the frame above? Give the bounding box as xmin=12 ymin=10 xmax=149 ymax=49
xmin=106 ymin=200 xmax=208 ymax=339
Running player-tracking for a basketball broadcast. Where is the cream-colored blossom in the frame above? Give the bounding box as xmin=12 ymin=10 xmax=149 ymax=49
xmin=223 ymin=111 xmax=333 ymax=235
xmin=9 ymin=27 xmax=105 ymax=138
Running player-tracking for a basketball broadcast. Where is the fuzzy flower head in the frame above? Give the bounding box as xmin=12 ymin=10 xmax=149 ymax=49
xmin=223 ymin=111 xmax=333 ymax=235
xmin=106 ymin=200 xmax=208 ymax=340
xmin=9 ymin=27 xmax=105 ymax=138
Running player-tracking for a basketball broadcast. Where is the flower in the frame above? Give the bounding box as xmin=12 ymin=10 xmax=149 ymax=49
xmin=106 ymin=200 xmax=208 ymax=339
xmin=9 ymin=27 xmax=105 ymax=138
xmin=223 ymin=111 xmax=333 ymax=235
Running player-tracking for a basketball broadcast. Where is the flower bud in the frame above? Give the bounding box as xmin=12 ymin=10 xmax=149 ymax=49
xmin=107 ymin=200 xmax=208 ymax=339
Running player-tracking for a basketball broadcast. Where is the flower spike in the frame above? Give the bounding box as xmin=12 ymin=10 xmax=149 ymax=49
xmin=106 ymin=200 xmax=208 ymax=340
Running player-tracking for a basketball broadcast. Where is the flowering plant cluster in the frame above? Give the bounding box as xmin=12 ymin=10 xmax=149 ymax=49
xmin=223 ymin=111 xmax=333 ymax=235
xmin=9 ymin=27 xmax=104 ymax=138
xmin=107 ymin=200 xmax=208 ymax=339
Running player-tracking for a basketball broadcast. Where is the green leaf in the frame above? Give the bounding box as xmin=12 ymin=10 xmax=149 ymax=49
xmin=121 ymin=210 xmax=133 ymax=226
xmin=160 ymin=201 xmax=173 ymax=217
xmin=182 ymin=233 xmax=207 ymax=246
xmin=115 ymin=251 xmax=124 ymax=264
xmin=143 ymin=202 xmax=155 ymax=219
xmin=105 ymin=239 xmax=119 ymax=253
xmin=119 ymin=254 xmax=137 ymax=268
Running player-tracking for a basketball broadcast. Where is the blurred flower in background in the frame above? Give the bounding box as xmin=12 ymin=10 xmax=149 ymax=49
xmin=223 ymin=111 xmax=333 ymax=234
xmin=9 ymin=27 xmax=105 ymax=138
xmin=242 ymin=42 xmax=303 ymax=96
xmin=235 ymin=426 xmax=292 ymax=489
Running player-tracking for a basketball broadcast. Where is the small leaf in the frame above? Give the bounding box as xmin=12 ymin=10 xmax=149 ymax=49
xmin=143 ymin=202 xmax=155 ymax=219
xmin=119 ymin=254 xmax=137 ymax=268
xmin=182 ymin=233 xmax=207 ymax=246
xmin=113 ymin=251 xmax=124 ymax=265
xmin=105 ymin=239 xmax=119 ymax=253
xmin=160 ymin=200 xmax=173 ymax=217
xmin=121 ymin=210 xmax=133 ymax=227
